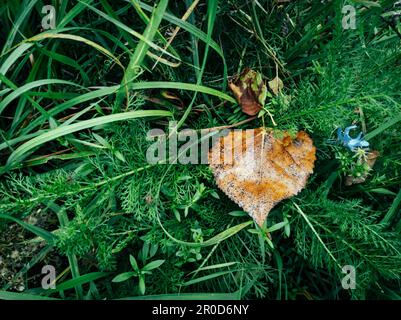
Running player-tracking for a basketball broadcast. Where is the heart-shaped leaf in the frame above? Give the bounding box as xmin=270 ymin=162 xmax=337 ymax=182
xmin=208 ymin=128 xmax=316 ymax=226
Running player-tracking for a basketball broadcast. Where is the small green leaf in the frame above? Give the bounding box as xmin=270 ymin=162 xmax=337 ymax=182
xmin=141 ymin=242 xmax=150 ymax=263
xmin=142 ymin=260 xmax=165 ymax=272
xmin=93 ymin=133 xmax=111 ymax=148
xmin=210 ymin=191 xmax=220 ymax=199
xmin=228 ymin=211 xmax=247 ymax=217
xmin=284 ymin=216 xmax=290 ymax=237
xmin=266 ymin=221 xmax=288 ymax=233
xmin=114 ymin=150 xmax=127 ymax=163
xmin=149 ymin=244 xmax=158 ymax=258
xmin=247 ymin=228 xmax=259 ymax=234
xmin=265 ymin=235 xmax=275 ymax=249
xmin=138 ymin=275 xmax=146 ymax=295
xmin=173 ymin=208 xmax=181 ymax=222
xmin=130 ymin=255 xmax=139 ymax=272
xmin=112 ymin=272 xmax=136 ymax=283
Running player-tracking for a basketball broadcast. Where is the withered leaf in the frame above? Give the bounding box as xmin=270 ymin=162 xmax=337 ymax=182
xmin=229 ymin=68 xmax=267 ymax=116
xmin=268 ymin=76 xmax=284 ymax=95
xmin=208 ymin=128 xmax=316 ymax=227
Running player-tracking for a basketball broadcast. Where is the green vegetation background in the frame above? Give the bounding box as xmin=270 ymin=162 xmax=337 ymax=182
xmin=0 ymin=0 xmax=400 ymax=300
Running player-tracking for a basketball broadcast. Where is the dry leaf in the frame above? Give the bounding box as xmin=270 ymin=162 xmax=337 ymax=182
xmin=229 ymin=68 xmax=267 ymax=116
xmin=268 ymin=76 xmax=284 ymax=95
xmin=208 ymin=128 xmax=316 ymax=226
xmin=345 ymin=150 xmax=379 ymax=186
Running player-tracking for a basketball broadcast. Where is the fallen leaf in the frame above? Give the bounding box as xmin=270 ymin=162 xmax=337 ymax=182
xmin=208 ymin=128 xmax=316 ymax=226
xmin=345 ymin=150 xmax=379 ymax=186
xmin=229 ymin=68 xmax=267 ymax=116
xmin=268 ymin=76 xmax=284 ymax=95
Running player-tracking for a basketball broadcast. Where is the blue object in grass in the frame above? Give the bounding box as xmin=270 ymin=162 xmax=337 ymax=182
xmin=337 ymin=125 xmax=369 ymax=151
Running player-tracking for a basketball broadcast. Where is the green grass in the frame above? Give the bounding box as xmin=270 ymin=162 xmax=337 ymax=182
xmin=0 ymin=0 xmax=401 ymax=300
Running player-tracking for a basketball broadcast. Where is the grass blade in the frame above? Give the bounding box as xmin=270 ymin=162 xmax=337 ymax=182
xmin=0 ymin=79 xmax=83 ymax=115
xmin=6 ymin=110 xmax=172 ymax=166
xmin=158 ymin=215 xmax=253 ymax=247
xmin=115 ymin=0 xmax=170 ymax=109
xmin=118 ymin=292 xmax=239 ymax=300
xmin=365 ymin=113 xmax=401 ymax=140
xmin=182 ymin=270 xmax=233 ymax=286
xmin=1 ymin=0 xmax=38 ymax=54
xmin=26 ymin=32 xmax=124 ymax=69
xmin=0 ymin=291 xmax=59 ymax=300
xmin=0 ymin=213 xmax=56 ymax=244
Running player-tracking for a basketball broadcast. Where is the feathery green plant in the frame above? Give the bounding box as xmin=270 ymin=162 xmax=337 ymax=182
xmin=1 ymin=0 xmax=401 ymax=300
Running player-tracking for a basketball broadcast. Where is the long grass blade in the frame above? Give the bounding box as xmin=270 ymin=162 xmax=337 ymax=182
xmin=7 ymin=110 xmax=172 ymax=166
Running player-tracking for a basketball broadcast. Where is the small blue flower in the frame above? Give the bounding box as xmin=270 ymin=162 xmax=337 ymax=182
xmin=337 ymin=125 xmax=369 ymax=151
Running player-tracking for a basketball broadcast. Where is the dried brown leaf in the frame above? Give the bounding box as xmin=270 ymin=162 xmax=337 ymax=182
xmin=268 ymin=76 xmax=284 ymax=95
xmin=229 ymin=68 xmax=267 ymax=116
xmin=208 ymin=128 xmax=316 ymax=226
